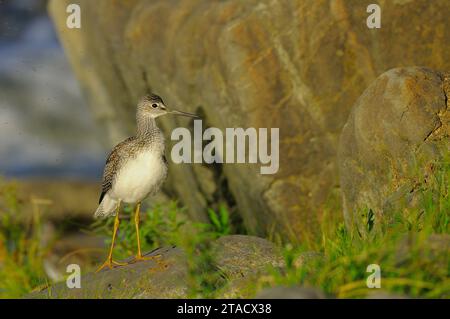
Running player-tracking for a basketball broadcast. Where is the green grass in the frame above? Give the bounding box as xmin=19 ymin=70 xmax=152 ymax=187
xmin=91 ymin=202 xmax=231 ymax=259
xmin=0 ymin=180 xmax=51 ymax=298
xmin=260 ymin=159 xmax=450 ymax=298
xmin=0 ymin=157 xmax=449 ymax=298
xmin=91 ymin=202 xmax=185 ymax=260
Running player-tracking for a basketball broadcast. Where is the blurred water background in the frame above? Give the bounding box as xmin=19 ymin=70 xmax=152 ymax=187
xmin=0 ymin=0 xmax=106 ymax=179
xmin=0 ymin=1 xmax=107 ymax=282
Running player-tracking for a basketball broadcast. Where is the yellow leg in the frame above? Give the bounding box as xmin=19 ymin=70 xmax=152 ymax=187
xmin=96 ymin=201 xmax=126 ymax=272
xmin=133 ymin=203 xmax=160 ymax=262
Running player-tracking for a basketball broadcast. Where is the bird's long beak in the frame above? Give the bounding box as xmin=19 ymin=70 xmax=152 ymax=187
xmin=169 ymin=109 xmax=201 ymax=119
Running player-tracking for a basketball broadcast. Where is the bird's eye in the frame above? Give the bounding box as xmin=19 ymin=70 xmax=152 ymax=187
xmin=151 ymin=103 xmax=158 ymax=108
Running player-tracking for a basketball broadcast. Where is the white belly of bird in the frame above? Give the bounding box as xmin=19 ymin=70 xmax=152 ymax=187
xmin=111 ymin=150 xmax=167 ymax=204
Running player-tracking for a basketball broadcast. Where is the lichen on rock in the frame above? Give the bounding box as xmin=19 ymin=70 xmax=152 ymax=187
xmin=339 ymin=67 xmax=450 ymax=235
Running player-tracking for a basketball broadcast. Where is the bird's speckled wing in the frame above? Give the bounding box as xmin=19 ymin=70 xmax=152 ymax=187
xmin=99 ymin=137 xmax=134 ymax=204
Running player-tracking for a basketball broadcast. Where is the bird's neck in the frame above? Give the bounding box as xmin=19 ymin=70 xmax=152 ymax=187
xmin=136 ymin=114 xmax=158 ymax=138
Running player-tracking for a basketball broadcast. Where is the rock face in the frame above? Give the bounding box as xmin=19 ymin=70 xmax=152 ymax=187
xmin=339 ymin=67 xmax=449 ymax=234
xmin=48 ymin=0 xmax=450 ymax=240
xmin=27 ymin=235 xmax=283 ymax=299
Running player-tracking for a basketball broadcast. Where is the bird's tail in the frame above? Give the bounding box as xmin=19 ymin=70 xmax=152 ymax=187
xmin=94 ymin=194 xmax=118 ymax=219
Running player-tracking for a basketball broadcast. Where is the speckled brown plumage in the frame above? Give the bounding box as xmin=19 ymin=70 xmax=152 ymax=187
xmin=94 ymin=93 xmax=198 ymax=219
xmin=98 ymin=128 xmax=165 ymax=204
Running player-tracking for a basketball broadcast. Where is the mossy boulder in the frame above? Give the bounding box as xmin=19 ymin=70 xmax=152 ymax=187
xmin=339 ymin=67 xmax=449 ymax=234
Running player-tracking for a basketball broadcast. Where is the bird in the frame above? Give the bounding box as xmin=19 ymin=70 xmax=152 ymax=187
xmin=94 ymin=93 xmax=199 ymax=272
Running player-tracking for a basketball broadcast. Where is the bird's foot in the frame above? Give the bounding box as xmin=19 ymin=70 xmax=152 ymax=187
xmin=131 ymin=253 xmax=162 ymax=264
xmin=96 ymin=259 xmax=127 ymax=273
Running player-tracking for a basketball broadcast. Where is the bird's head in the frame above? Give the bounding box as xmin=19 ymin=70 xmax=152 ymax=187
xmin=138 ymin=94 xmax=200 ymax=119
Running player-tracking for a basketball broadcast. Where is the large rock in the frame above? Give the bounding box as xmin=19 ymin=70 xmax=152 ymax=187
xmin=27 ymin=235 xmax=283 ymax=298
xmin=48 ymin=0 xmax=450 ymax=240
xmin=339 ymin=67 xmax=449 ymax=234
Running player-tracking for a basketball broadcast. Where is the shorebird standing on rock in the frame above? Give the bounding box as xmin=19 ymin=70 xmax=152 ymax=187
xmin=94 ymin=94 xmax=199 ymax=272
